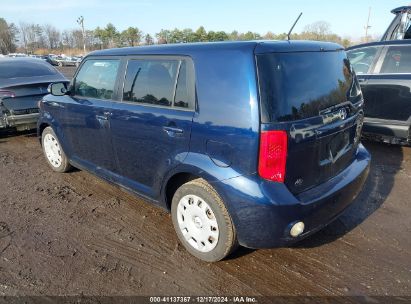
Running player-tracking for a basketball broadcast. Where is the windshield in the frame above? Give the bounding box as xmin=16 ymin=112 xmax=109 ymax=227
xmin=257 ymin=51 xmax=360 ymax=122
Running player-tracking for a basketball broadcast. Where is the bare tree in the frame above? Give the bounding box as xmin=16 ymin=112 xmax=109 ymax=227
xmin=19 ymin=22 xmax=30 ymax=52
xmin=62 ymin=30 xmax=74 ymax=49
xmin=303 ymin=21 xmax=331 ymax=40
xmin=19 ymin=23 xmax=46 ymax=52
xmin=43 ymin=24 xmax=60 ymax=49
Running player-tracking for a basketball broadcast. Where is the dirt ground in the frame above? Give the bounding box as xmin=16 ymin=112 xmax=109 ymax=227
xmin=0 ymin=66 xmax=409 ymax=297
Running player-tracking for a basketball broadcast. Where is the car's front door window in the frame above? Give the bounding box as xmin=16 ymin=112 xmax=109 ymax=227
xmin=74 ymin=59 xmax=120 ymax=100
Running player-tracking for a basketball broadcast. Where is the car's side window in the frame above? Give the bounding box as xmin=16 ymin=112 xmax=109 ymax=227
xmin=174 ymin=60 xmax=195 ymax=109
xmin=123 ymin=58 xmax=195 ymax=110
xmin=123 ymin=59 xmax=179 ymax=107
xmin=347 ymin=47 xmax=379 ymax=75
xmin=380 ymin=45 xmax=411 ymax=74
xmin=74 ymin=59 xmax=120 ymax=100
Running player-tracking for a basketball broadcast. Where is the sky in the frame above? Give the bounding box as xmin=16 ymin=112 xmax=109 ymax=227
xmin=1 ymin=0 xmax=408 ymax=40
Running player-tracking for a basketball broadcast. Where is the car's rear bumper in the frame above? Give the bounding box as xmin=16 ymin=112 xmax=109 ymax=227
xmin=215 ymin=144 xmax=370 ymax=248
xmin=363 ymin=117 xmax=410 ymax=145
xmin=1 ymin=113 xmax=39 ymax=131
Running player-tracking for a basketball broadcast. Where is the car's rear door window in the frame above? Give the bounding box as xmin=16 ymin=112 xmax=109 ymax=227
xmin=123 ymin=58 xmax=195 ymax=109
xmin=123 ymin=59 xmax=178 ymax=107
xmin=380 ymin=45 xmax=411 ymax=74
xmin=174 ymin=61 xmax=196 ymax=109
xmin=346 ymin=46 xmax=380 ymax=74
xmin=74 ymin=59 xmax=120 ymax=100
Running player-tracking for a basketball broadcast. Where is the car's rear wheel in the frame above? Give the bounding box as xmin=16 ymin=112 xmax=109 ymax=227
xmin=171 ymin=178 xmax=237 ymax=262
xmin=41 ymin=127 xmax=71 ymax=173
xmin=58 ymin=61 xmax=63 ymax=67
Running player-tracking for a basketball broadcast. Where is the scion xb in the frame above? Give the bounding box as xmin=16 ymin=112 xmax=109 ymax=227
xmin=38 ymin=41 xmax=370 ymax=262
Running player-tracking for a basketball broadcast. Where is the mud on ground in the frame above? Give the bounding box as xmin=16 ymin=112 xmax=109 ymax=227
xmin=0 ymin=131 xmax=410 ymax=296
xmin=0 ymin=66 xmax=410 ymax=296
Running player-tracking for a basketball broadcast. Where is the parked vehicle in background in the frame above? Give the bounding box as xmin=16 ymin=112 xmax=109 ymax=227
xmin=38 ymin=41 xmax=370 ymax=262
xmin=55 ymin=56 xmax=81 ymax=67
xmin=347 ymin=40 xmax=411 ymax=145
xmin=0 ymin=58 xmax=68 ymax=131
xmin=43 ymin=55 xmax=59 ymax=66
xmin=7 ymin=53 xmax=27 ymax=58
xmin=382 ymin=6 xmax=411 ymax=41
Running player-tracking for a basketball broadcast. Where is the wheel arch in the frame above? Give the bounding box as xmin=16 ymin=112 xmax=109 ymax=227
xmin=160 ymin=153 xmax=243 ymax=211
xmin=38 ymin=122 xmax=50 ymax=140
xmin=163 ymin=172 xmax=200 ymax=211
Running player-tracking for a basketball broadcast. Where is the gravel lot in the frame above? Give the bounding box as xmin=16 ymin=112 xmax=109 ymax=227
xmin=0 ymin=66 xmax=409 ymax=297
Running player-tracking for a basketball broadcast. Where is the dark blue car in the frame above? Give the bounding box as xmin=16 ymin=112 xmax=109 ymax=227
xmin=38 ymin=41 xmax=370 ymax=261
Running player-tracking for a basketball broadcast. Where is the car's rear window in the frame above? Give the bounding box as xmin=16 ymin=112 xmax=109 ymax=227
xmin=0 ymin=60 xmax=58 ymax=78
xmin=257 ymin=51 xmax=355 ymax=122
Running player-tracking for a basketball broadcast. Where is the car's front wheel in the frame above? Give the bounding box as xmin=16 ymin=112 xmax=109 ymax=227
xmin=171 ymin=178 xmax=237 ymax=262
xmin=41 ymin=127 xmax=71 ymax=173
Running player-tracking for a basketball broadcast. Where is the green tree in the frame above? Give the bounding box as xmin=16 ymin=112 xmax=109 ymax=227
xmin=214 ymin=31 xmax=229 ymax=41
xmin=121 ymin=27 xmax=143 ymax=46
xmin=169 ymin=28 xmax=184 ymax=43
xmin=94 ymin=26 xmax=105 ymax=49
xmin=229 ymin=30 xmax=239 ymax=41
xmin=195 ymin=26 xmax=208 ymax=42
xmin=0 ymin=18 xmax=17 ymax=54
xmin=94 ymin=23 xmax=119 ymax=48
xmin=104 ymin=23 xmax=119 ymax=48
xmin=144 ymin=33 xmax=154 ymax=45
xmin=156 ymin=29 xmax=171 ymax=44
xmin=241 ymin=31 xmax=261 ymax=40
xmin=181 ymin=28 xmax=196 ymax=42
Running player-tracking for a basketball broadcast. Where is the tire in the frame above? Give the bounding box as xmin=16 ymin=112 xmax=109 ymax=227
xmin=171 ymin=178 xmax=238 ymax=262
xmin=41 ymin=127 xmax=71 ymax=173
xmin=58 ymin=61 xmax=63 ymax=67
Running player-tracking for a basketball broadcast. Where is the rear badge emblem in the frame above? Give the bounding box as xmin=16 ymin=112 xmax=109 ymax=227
xmin=338 ymin=108 xmax=347 ymax=120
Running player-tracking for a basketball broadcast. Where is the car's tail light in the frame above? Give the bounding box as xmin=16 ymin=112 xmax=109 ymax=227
xmin=258 ymin=130 xmax=288 ymax=183
xmin=0 ymin=90 xmax=16 ymax=98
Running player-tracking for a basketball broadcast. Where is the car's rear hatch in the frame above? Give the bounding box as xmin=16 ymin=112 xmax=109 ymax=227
xmin=255 ymin=42 xmax=365 ymax=194
xmin=0 ymin=82 xmax=51 ymax=114
xmin=0 ymin=59 xmax=67 ymax=114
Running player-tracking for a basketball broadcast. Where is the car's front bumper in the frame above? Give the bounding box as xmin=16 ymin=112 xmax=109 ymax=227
xmin=214 ymin=144 xmax=371 ymax=249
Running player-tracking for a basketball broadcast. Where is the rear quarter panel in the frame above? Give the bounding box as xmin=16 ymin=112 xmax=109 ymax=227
xmin=185 ymin=45 xmax=260 ymax=181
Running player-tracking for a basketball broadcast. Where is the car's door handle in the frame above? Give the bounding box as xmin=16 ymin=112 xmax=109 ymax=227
xmin=163 ymin=126 xmax=184 ymax=137
xmin=96 ymin=111 xmax=112 ymax=121
xmin=96 ymin=115 xmax=108 ymax=121
xmin=358 ymin=78 xmax=367 ymax=83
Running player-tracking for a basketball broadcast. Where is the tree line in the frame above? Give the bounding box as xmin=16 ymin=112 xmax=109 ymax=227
xmin=0 ymin=17 xmax=355 ymax=55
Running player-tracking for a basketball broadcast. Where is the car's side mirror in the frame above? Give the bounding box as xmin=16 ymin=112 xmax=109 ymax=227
xmin=48 ymin=82 xmax=68 ymax=96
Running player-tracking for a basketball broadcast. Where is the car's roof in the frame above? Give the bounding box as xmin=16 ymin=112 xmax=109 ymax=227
xmin=88 ymin=40 xmax=343 ymax=57
xmin=346 ymin=39 xmax=411 ymax=51
xmin=391 ymin=6 xmax=411 ymax=14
